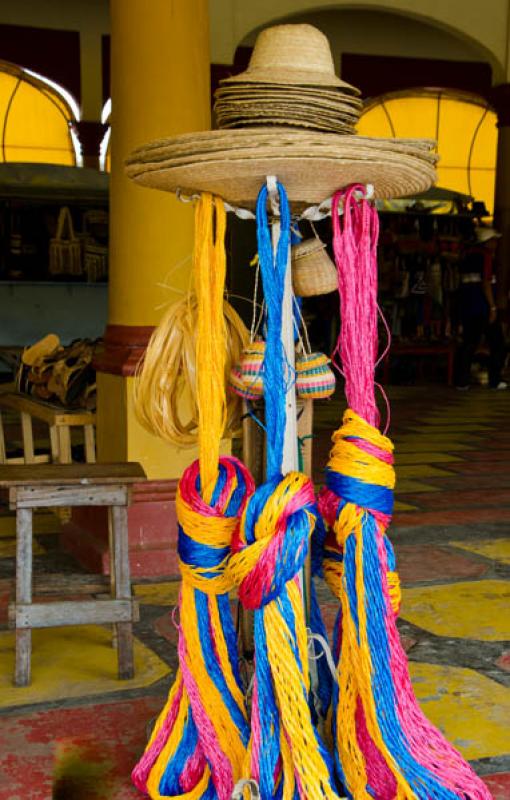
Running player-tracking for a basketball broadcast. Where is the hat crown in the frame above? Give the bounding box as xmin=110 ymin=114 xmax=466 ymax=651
xmin=248 ymin=24 xmax=336 ymax=77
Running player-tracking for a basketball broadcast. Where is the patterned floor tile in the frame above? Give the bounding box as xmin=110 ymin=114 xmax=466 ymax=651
xmin=0 ymin=625 xmax=170 ymax=708
xmin=134 ymin=581 xmax=180 ymax=606
xmin=482 ymin=773 xmax=510 ymax=800
xmin=395 ymin=452 xmax=463 ymax=465
xmin=0 ymin=695 xmax=163 ymax=800
xmin=410 ymin=662 xmax=510 ymax=760
xmin=450 ymin=540 xmax=510 ymax=565
xmin=395 ymin=544 xmax=489 ymax=584
xmin=396 ymin=465 xmax=455 ymax=479
xmin=0 ymin=537 xmax=45 ymax=557
xmin=395 ymin=479 xmax=442 ymax=493
xmin=402 ymin=580 xmax=510 ymax=641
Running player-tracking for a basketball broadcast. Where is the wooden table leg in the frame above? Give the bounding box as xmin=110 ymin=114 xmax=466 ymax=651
xmin=84 ymin=424 xmax=96 ymax=463
xmin=110 ymin=505 xmax=134 ymax=679
xmin=21 ymin=412 xmax=35 ymax=464
xmin=49 ymin=425 xmax=59 ymax=463
xmin=0 ymin=410 xmax=6 ymax=464
xmin=57 ymin=426 xmax=72 ymax=463
xmin=15 ymin=507 xmax=33 ymax=686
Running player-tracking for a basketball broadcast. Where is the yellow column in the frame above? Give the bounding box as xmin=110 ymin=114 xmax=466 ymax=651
xmin=97 ymin=0 xmax=211 ymax=479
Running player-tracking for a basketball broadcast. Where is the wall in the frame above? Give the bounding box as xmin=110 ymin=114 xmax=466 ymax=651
xmin=0 ymin=282 xmax=108 ymax=347
xmin=209 ymin=0 xmax=510 ymax=82
xmin=239 ymin=8 xmax=491 ymax=74
xmin=0 ymin=0 xmax=110 ymax=119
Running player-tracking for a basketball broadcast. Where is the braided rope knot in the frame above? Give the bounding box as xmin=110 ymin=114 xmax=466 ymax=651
xmin=177 ymin=456 xmax=255 ymax=595
xmin=319 ymin=410 xmax=401 ymax=615
xmin=228 ymin=472 xmax=317 ymax=609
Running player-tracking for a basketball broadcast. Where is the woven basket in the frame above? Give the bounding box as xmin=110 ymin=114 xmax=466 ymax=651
xmin=292 ymin=238 xmax=337 ymax=297
xmin=49 ymin=207 xmax=82 ymax=277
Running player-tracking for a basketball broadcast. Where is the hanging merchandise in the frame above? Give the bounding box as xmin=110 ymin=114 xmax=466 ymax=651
xmin=132 ymin=195 xmax=254 ymax=800
xmin=227 ymin=182 xmax=340 ymax=800
xmin=291 ymin=234 xmax=338 ymax=297
xmin=318 ymin=185 xmax=491 ymax=800
xmin=125 ymin=20 xmax=491 ymax=800
xmin=49 ymin=206 xmax=82 ymax=277
xmin=135 ymin=294 xmax=248 ymax=446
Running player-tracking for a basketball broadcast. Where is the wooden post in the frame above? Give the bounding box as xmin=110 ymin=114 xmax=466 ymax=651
xmin=20 ymin=413 xmax=35 ymax=464
xmin=111 ymin=504 xmax=134 ymax=679
xmin=15 ymin=507 xmax=33 ymax=686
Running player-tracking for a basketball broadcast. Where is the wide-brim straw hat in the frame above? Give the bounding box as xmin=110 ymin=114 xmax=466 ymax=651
xmin=126 ymin=24 xmax=437 ymax=206
xmin=220 ymin=24 xmax=359 ymax=93
xmin=126 ymin=128 xmax=437 ymax=208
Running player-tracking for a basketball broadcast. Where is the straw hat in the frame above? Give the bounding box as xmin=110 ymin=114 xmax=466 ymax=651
xmin=221 ymin=24 xmax=358 ymax=92
xmin=126 ymin=24 xmax=437 ymax=206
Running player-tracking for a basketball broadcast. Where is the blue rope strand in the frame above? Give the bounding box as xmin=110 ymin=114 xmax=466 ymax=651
xmin=255 ymin=182 xmax=291 ymax=480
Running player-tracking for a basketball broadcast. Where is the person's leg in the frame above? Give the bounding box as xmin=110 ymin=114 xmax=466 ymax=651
xmin=486 ymin=320 xmax=507 ymax=387
xmin=455 ymin=316 xmax=484 ymax=387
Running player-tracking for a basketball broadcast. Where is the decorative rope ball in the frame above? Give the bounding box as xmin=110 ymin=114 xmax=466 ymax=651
xmin=229 ymin=340 xmax=265 ymax=400
xmin=296 ymin=352 xmax=336 ymax=399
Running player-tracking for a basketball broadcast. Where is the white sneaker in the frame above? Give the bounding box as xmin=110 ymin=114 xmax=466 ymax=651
xmin=455 ymin=385 xmax=470 ymax=391
xmin=494 ymin=381 xmax=508 ymax=390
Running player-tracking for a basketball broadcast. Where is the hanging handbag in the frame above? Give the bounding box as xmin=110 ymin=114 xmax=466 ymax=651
xmin=49 ymin=207 xmax=82 ymax=277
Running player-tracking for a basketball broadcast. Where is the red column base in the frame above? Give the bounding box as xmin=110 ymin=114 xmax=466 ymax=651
xmin=60 ymin=480 xmax=179 ymax=578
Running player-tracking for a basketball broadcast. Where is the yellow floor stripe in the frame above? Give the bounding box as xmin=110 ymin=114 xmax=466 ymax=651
xmin=395 ymin=441 xmax=476 ymax=453
xmin=411 ymin=662 xmax=510 ymax=760
xmin=402 ymin=580 xmax=510 ymax=641
xmin=0 ymin=538 xmax=45 ymax=557
xmin=0 ymin=513 xmax=61 ymax=538
xmin=393 ymin=500 xmax=419 ymax=512
xmin=395 ymin=452 xmax=463 ymax=465
xmin=134 ymin=582 xmax=181 ymax=606
xmin=450 ymin=540 xmax=510 ymax=566
xmin=0 ymin=625 xmax=170 ymax=708
xmin=395 ymin=480 xmax=441 ymax=494
xmin=396 ymin=465 xmax=454 ymax=479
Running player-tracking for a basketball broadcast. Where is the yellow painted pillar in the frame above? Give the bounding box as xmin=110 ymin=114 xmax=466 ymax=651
xmin=96 ymin=0 xmax=211 ymax=480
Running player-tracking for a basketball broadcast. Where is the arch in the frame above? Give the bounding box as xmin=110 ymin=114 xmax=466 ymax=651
xmin=358 ymin=89 xmax=498 ymax=212
xmin=0 ymin=60 xmax=81 ymax=166
xmin=216 ymin=1 xmax=506 ymax=81
xmin=100 ymin=98 xmax=111 ymax=172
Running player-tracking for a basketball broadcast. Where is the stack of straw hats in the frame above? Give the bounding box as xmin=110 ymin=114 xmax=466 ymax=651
xmin=126 ymin=24 xmax=437 ymax=207
xmin=214 ymin=26 xmax=362 ymax=135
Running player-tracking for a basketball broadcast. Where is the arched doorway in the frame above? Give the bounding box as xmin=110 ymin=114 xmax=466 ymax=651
xmin=0 ymin=60 xmax=81 ymax=165
xmin=358 ymin=90 xmax=497 ymax=212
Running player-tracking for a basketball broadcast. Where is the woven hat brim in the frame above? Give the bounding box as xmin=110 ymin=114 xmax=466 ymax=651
xmin=127 ymin=130 xmax=438 ymax=163
xmin=126 ymin=150 xmax=436 ymax=208
xmin=220 ymin=69 xmax=359 ymax=93
xmin=128 ymin=128 xmax=436 ymax=156
xmin=215 ymin=86 xmax=363 ymax=106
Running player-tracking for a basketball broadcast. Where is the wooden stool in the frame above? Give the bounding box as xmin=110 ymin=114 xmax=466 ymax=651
xmin=0 ymin=463 xmax=146 ymax=687
xmin=0 ymin=392 xmax=96 ymax=465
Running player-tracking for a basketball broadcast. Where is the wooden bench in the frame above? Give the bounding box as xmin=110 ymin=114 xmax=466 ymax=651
xmin=0 ymin=391 xmax=96 ymax=465
xmin=0 ymin=462 xmax=146 ymax=686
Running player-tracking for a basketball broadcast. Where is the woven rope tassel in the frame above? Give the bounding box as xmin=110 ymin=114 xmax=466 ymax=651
xmin=318 ymin=185 xmax=492 ymax=800
xmin=132 ymin=196 xmax=253 ymax=800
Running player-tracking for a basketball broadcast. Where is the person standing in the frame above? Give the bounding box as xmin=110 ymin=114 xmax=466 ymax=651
xmin=455 ymin=226 xmax=507 ymax=390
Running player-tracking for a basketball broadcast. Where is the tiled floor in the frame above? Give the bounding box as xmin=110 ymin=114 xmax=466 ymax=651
xmin=0 ymin=386 xmax=509 ymax=799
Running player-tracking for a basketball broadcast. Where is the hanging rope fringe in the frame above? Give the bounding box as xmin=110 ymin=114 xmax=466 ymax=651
xmin=227 ymin=182 xmax=341 ymax=800
xmin=318 ymin=185 xmax=492 ymax=800
xmin=132 ymin=195 xmax=255 ymax=800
